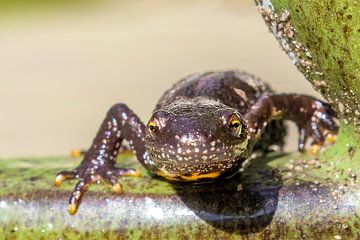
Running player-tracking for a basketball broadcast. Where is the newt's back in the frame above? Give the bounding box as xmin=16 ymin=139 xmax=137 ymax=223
xmin=154 ymin=70 xmax=273 ymax=115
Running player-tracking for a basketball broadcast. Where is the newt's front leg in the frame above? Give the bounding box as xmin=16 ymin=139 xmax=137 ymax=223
xmin=245 ymin=94 xmax=338 ymax=152
xmin=55 ymin=103 xmax=150 ymax=214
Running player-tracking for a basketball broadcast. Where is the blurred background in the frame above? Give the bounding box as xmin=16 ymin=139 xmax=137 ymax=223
xmin=0 ymin=0 xmax=320 ymax=158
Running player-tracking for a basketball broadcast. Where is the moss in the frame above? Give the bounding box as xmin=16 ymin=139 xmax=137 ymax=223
xmin=267 ymin=123 xmax=360 ymax=185
xmin=0 ymin=153 xmax=174 ymax=197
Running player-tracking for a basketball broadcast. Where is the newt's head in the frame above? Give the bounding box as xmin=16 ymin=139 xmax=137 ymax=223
xmin=144 ymin=98 xmax=249 ymax=182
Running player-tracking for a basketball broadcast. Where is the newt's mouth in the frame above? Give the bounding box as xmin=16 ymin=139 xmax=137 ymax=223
xmin=155 ymin=169 xmax=221 ymax=182
xmin=145 ymin=139 xmax=249 ymax=181
xmin=150 ymin=156 xmax=243 ymax=183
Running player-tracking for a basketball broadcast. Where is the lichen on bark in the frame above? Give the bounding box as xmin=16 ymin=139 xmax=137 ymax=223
xmin=255 ymin=0 xmax=360 ymax=133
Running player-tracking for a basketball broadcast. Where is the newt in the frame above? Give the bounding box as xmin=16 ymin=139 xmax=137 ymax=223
xmin=55 ymin=70 xmax=338 ymax=214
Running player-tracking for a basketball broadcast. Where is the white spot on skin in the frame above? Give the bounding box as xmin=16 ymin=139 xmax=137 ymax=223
xmin=121 ymin=112 xmax=128 ymax=120
xmin=112 ymin=118 xmax=118 ymax=126
xmin=233 ymin=88 xmax=248 ymax=101
xmin=210 ymin=141 xmax=216 ymax=147
xmin=194 ymin=148 xmax=200 ymax=153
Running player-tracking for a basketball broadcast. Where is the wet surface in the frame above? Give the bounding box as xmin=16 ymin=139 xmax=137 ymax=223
xmin=0 ymin=183 xmax=358 ymax=239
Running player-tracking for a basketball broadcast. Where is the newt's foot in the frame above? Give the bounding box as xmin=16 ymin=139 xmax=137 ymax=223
xmin=298 ymin=101 xmax=338 ymax=153
xmin=55 ymin=165 xmax=140 ymax=215
xmin=308 ymin=133 xmax=338 ymax=156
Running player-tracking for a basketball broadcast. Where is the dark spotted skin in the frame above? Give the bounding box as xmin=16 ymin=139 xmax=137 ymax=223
xmin=55 ymin=70 xmax=338 ymax=214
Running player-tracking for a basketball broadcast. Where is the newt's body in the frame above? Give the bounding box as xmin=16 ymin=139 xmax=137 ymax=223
xmin=55 ymin=71 xmax=338 ymax=214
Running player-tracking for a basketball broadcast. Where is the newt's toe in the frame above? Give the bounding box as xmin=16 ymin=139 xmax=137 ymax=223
xmin=55 ymin=171 xmax=76 ymax=186
xmin=115 ymin=168 xmax=141 ymax=177
xmin=122 ymin=169 xmax=141 ymax=177
xmin=325 ymin=133 xmax=337 ymax=145
xmin=70 ymin=149 xmax=85 ymax=158
xmin=67 ymin=180 xmax=89 ymax=215
xmin=54 ymin=174 xmax=66 ymax=187
xmin=310 ymin=144 xmax=321 ymax=156
xmin=68 ymin=203 xmax=78 ymax=215
xmin=112 ymin=182 xmax=123 ymax=194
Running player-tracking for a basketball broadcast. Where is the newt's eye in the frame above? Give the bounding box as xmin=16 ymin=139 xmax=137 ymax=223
xmin=148 ymin=121 xmax=159 ymax=134
xmin=227 ymin=113 xmax=242 ymax=137
xmin=229 ymin=119 xmax=241 ymax=129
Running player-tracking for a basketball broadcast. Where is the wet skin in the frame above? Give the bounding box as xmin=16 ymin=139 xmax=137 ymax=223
xmin=55 ymin=71 xmax=338 ymax=214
